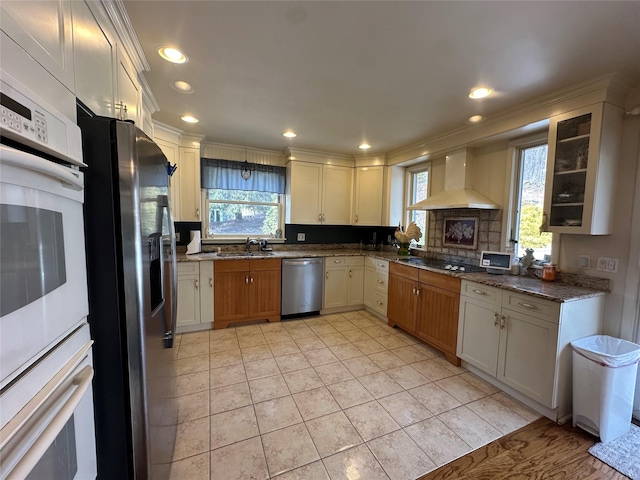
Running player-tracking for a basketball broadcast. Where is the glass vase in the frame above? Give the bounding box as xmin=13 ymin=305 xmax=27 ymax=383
xmin=398 ymin=243 xmax=411 ymax=256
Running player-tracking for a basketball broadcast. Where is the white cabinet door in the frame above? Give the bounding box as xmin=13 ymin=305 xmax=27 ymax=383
xmin=364 ymin=266 xmax=376 ymax=309
xmin=347 ymin=265 xmax=364 ymax=306
xmin=178 ymin=147 xmax=201 ymax=222
xmin=115 ymin=46 xmax=141 ymax=124
xmin=72 ymin=1 xmax=115 ymax=117
xmin=324 ymin=266 xmax=348 ymax=309
xmin=322 ymin=165 xmax=352 ymax=225
xmin=199 ymin=261 xmax=214 ymax=325
xmin=1 ymin=0 xmax=75 ymax=91
xmin=288 ymin=162 xmax=322 ymax=224
xmin=177 ymin=274 xmax=200 ymax=328
xmin=497 ymin=308 xmax=559 ymax=408
xmin=353 ymin=166 xmax=383 ymax=226
xmin=457 ymin=296 xmax=501 ymax=376
xmin=155 ymin=139 xmax=180 ymax=220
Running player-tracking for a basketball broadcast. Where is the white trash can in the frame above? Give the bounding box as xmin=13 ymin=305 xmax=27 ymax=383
xmin=571 ymin=335 xmax=640 ymax=443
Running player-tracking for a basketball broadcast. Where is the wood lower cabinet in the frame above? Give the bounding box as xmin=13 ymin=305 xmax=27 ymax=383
xmin=388 ymin=262 xmax=461 ymax=364
xmin=214 ymin=259 xmax=281 ymax=329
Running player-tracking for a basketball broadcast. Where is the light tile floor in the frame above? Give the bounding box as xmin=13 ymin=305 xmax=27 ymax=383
xmin=167 ymin=310 xmax=541 ymax=480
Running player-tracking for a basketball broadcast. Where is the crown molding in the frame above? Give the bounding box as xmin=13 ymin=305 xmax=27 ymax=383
xmin=284 ymin=147 xmax=355 ymax=167
xmin=103 ymin=0 xmax=149 ymax=73
xmin=140 ymin=74 xmax=160 ymax=113
xmin=180 ymin=133 xmax=206 ymax=148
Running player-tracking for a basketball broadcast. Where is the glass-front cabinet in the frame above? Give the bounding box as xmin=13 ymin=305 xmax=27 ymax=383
xmin=542 ymin=103 xmax=623 ymax=235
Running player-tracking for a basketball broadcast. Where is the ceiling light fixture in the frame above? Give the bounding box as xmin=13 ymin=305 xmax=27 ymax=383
xmin=359 ymin=143 xmax=371 ymax=150
xmin=469 ymin=87 xmax=493 ymax=99
xmin=171 ymin=80 xmax=194 ymax=94
xmin=282 ymin=131 xmax=297 ymax=138
xmin=468 ymin=115 xmax=484 ymax=123
xmin=241 ymin=148 xmax=251 ymax=180
xmin=180 ymin=115 xmax=198 ymax=123
xmin=158 ymin=47 xmax=188 ymax=64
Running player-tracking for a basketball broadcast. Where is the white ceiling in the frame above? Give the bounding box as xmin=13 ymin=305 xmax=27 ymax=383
xmin=123 ymin=1 xmax=640 ymax=156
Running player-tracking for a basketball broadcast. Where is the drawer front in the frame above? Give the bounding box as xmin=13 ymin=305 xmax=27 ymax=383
xmin=348 ymin=256 xmax=365 ymax=266
xmin=503 ymin=292 xmax=560 ymax=323
xmin=374 ymin=270 xmax=389 ymax=294
xmin=366 ymin=257 xmax=389 ymax=272
xmin=250 ymin=258 xmax=282 ymax=271
xmin=418 ymin=270 xmax=461 ymax=293
xmin=214 ymin=259 xmax=250 ymax=273
xmin=461 ymin=280 xmax=502 ymax=306
xmin=371 ymin=291 xmax=388 ymax=316
xmin=389 ymin=262 xmax=419 ymax=282
xmin=326 ymin=257 xmax=348 ymax=267
xmin=178 ymin=262 xmax=199 ymax=276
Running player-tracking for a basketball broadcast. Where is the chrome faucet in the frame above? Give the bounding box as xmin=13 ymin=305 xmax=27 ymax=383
xmin=245 ymin=237 xmax=260 ymax=253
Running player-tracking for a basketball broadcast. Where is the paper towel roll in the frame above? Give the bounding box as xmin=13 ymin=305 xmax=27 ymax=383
xmin=186 ymin=230 xmax=201 ymax=254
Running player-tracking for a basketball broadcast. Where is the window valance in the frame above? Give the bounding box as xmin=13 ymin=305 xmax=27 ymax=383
xmin=201 ymin=158 xmax=285 ymax=194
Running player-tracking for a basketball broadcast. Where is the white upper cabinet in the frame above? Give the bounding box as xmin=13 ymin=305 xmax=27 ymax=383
xmin=287 ymin=161 xmax=352 ymax=225
xmin=1 ymin=0 xmax=75 ymax=92
xmin=116 ymin=46 xmax=141 ymax=125
xmin=353 ymin=166 xmax=383 ymax=226
xmin=72 ymin=1 xmax=115 ymax=118
xmin=178 ymin=145 xmax=202 ymax=222
xmin=542 ymin=102 xmax=623 ymax=235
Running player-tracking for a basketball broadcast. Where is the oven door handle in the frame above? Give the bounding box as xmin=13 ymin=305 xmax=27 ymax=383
xmin=0 ymin=144 xmax=83 ymax=191
xmin=6 ymin=366 xmax=94 ymax=480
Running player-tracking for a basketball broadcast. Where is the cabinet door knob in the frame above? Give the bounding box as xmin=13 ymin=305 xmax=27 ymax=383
xmin=349 ymin=270 xmax=352 ymax=278
xmin=318 ymin=213 xmax=322 ymax=222
xmin=500 ymin=315 xmax=506 ymax=329
xmin=196 ymin=208 xmax=200 ymax=218
xmin=494 ymin=312 xmax=499 ymax=327
xmin=412 ymin=287 xmax=416 ymax=295
xmin=377 ymin=279 xmax=384 ymax=284
xmin=209 ymin=278 xmax=213 ymax=287
xmin=355 ymin=214 xmax=358 ymax=222
xmin=250 ymin=276 xmax=254 ymax=283
xmin=326 ymin=271 xmax=329 ymax=280
xmin=377 ymin=301 xmax=383 ymax=305
xmin=322 ymin=213 xmax=325 ymax=222
xmin=416 ymin=288 xmax=420 ymax=297
xmin=245 ymin=276 xmax=249 ymax=284
xmin=195 ymin=279 xmax=199 ymax=289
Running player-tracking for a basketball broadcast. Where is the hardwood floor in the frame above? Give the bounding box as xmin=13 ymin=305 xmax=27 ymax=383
xmin=419 ymin=418 xmax=628 ymax=480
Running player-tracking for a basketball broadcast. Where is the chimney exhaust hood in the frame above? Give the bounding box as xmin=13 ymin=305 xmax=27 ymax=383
xmin=407 ymin=149 xmax=500 ymax=211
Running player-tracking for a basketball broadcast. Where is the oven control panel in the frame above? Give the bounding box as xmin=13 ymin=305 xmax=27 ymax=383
xmin=1 ymin=97 xmax=48 ymax=144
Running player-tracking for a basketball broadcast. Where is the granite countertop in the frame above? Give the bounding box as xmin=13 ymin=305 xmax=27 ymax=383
xmin=178 ymin=249 xmax=607 ymax=303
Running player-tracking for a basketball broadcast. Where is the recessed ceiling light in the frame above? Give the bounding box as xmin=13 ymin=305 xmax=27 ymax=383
xmin=282 ymin=131 xmax=297 ymax=138
xmin=180 ymin=115 xmax=198 ymax=123
xmin=469 ymin=87 xmax=493 ymax=99
xmin=158 ymin=47 xmax=188 ymax=64
xmin=171 ymin=80 xmax=194 ymax=94
xmin=359 ymin=143 xmax=371 ymax=150
xmin=468 ymin=115 xmax=484 ymax=123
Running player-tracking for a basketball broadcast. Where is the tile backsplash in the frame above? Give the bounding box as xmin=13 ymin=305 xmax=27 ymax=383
xmin=426 ymin=209 xmax=503 ymax=260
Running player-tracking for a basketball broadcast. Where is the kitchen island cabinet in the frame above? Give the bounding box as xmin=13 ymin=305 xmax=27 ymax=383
xmin=388 ymin=263 xmax=461 ymax=364
xmin=213 ymin=259 xmax=281 ymax=329
xmin=457 ymin=280 xmax=603 ymax=422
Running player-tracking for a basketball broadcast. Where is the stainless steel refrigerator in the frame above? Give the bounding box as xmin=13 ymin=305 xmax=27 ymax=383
xmin=78 ymin=107 xmax=178 ymax=479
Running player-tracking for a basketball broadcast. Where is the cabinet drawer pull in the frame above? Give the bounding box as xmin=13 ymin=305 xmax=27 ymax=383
xmin=519 ymin=302 xmax=537 ymax=310
xmin=318 ymin=213 xmax=322 ymax=222
xmin=245 ymin=276 xmax=249 ymax=284
xmin=377 ymin=279 xmax=384 ymax=284
xmin=195 ymin=279 xmax=199 ymax=289
xmin=209 ymin=277 xmax=213 ymax=287
xmin=377 ymin=263 xmax=384 ymax=267
xmin=322 ymin=214 xmax=325 ymax=221
xmin=250 ymin=276 xmax=254 ymax=283
xmin=500 ymin=315 xmax=506 ymax=329
xmin=326 ymin=272 xmax=329 ymax=280
xmin=412 ymin=287 xmax=416 ymax=295
xmin=416 ymin=288 xmax=420 ymax=297
xmin=377 ymin=301 xmax=383 ymax=305
xmin=472 ymin=289 xmax=487 ymax=295
xmin=494 ymin=312 xmax=499 ymax=327
xmin=334 ymin=259 xmax=342 ymax=263
xmin=349 ymin=270 xmax=352 ymax=278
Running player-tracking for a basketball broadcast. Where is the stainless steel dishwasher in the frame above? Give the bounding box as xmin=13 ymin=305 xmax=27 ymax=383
xmin=281 ymin=258 xmax=324 ymax=317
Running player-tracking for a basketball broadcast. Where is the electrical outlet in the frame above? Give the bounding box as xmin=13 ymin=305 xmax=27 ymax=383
xmin=578 ymin=255 xmax=590 ymax=269
xmin=387 ymin=235 xmax=392 ymax=243
xmin=297 ymin=233 xmax=306 ymax=242
xmin=597 ymin=256 xmax=619 ymax=273
xmin=176 ymin=232 xmax=180 ymax=242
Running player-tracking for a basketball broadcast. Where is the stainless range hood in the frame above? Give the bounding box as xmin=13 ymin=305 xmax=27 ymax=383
xmin=407 ymin=149 xmax=500 ymax=210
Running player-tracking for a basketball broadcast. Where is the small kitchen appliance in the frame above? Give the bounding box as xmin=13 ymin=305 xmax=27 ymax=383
xmin=480 ymin=251 xmax=513 ymax=274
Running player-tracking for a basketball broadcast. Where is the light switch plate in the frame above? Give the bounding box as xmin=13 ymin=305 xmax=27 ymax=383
xmin=597 ymin=256 xmax=619 ymax=273
xmin=297 ymin=233 xmax=306 ymax=241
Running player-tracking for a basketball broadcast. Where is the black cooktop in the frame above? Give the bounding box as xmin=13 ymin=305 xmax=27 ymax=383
xmin=397 ymin=257 xmax=485 ymax=273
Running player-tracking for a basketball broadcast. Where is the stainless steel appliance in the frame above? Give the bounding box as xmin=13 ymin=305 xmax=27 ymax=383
xmin=0 ymin=69 xmax=96 ymax=479
xmin=78 ymin=108 xmax=178 ymax=479
xmin=281 ymin=258 xmax=323 ymax=317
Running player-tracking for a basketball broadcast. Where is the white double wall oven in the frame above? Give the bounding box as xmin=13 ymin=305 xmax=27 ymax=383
xmin=0 ymin=69 xmax=97 ymax=479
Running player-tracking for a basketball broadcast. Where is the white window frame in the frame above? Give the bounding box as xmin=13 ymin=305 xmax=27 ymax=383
xmin=404 ymin=163 xmax=431 ymax=250
xmin=503 ymin=132 xmax=559 ymax=263
xmin=200 ymin=189 xmax=285 ymax=243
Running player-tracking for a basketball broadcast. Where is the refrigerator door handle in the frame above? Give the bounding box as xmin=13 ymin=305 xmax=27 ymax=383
xmin=159 ymin=194 xmax=177 ymax=349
